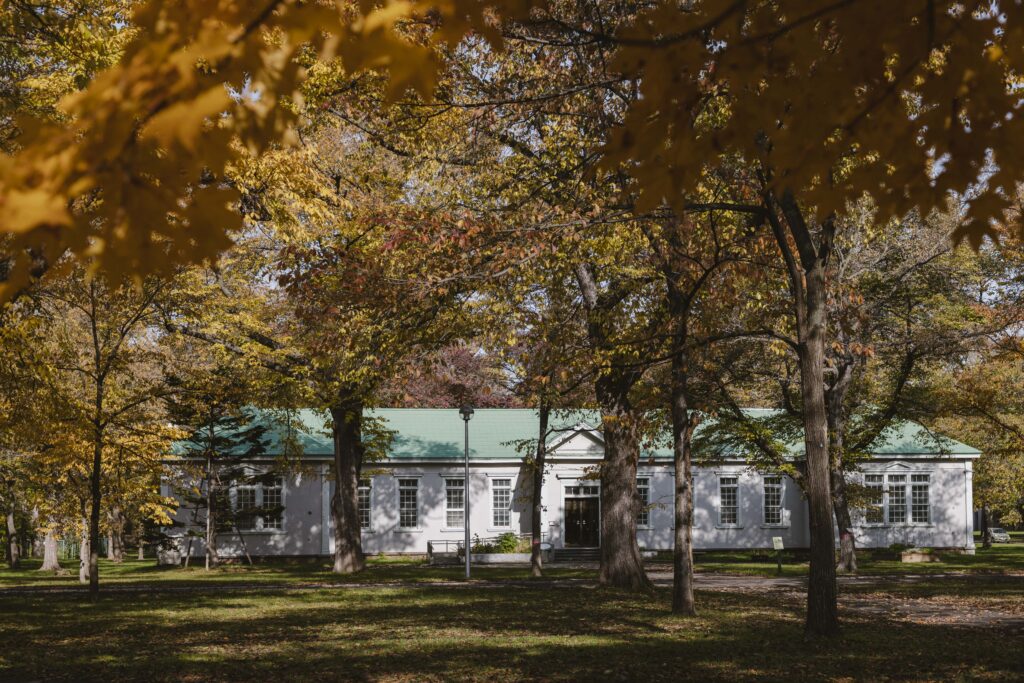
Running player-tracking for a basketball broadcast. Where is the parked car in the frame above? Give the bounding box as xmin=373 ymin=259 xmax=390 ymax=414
xmin=989 ymin=528 xmax=1012 ymax=543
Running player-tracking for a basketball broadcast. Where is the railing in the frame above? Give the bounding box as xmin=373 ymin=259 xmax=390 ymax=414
xmin=427 ymin=532 xmax=549 ymax=561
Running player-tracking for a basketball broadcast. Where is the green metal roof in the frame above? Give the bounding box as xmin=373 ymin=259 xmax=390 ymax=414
xmin=171 ymin=407 xmax=981 ymax=461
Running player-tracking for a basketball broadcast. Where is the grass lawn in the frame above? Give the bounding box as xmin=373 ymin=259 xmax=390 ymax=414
xmin=0 ymin=555 xmax=593 ymax=590
xmin=689 ymin=532 xmax=1024 ymax=577
xmin=3 ymin=580 xmax=1023 ymax=682
xmin=2 ymin=542 xmax=1023 ymax=681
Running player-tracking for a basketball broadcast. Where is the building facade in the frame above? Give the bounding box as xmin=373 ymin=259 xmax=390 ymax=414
xmin=162 ymin=409 xmax=979 ymax=559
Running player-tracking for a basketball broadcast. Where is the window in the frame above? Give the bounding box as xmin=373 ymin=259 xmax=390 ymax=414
xmin=235 ymin=484 xmax=257 ymax=531
xmin=445 ymin=478 xmax=465 ymax=528
xmin=911 ymin=474 xmax=931 ymax=524
xmin=636 ymin=478 xmax=650 ymax=527
xmin=863 ymin=472 xmax=932 ymax=525
xmin=763 ymin=475 xmax=783 ymax=526
xmin=864 ymin=474 xmax=884 ymax=524
xmin=719 ymin=476 xmax=739 ymax=526
xmin=887 ymin=474 xmax=907 ymax=523
xmin=233 ymin=477 xmax=283 ymax=531
xmin=357 ymin=478 xmax=371 ymax=530
xmin=564 ymin=484 xmax=599 ymax=497
xmin=492 ymin=478 xmax=512 ymax=528
xmin=261 ymin=478 xmax=283 ymax=530
xmin=398 ymin=478 xmax=419 ymax=529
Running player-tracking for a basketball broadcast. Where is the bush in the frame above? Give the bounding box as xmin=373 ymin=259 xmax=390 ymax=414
xmin=471 ymin=532 xmax=526 ymax=554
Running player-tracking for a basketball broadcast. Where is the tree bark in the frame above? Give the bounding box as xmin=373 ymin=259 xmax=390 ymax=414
xmin=88 ymin=437 xmax=102 ymax=597
xmin=596 ymin=385 xmax=652 ymax=591
xmin=670 ymin=363 xmax=699 ymax=615
xmin=330 ymin=393 xmax=366 ymax=574
xmin=574 ymin=262 xmax=651 ymax=592
xmin=40 ymin=529 xmax=61 ymax=571
xmin=79 ymin=528 xmax=90 ymax=584
xmin=5 ymin=507 xmax=19 ymax=570
xmin=832 ymin=469 xmax=857 ymax=573
xmin=826 ymin=389 xmax=857 ymax=573
xmin=530 ymin=399 xmax=549 ymax=578
xmin=769 ymin=192 xmax=839 ymax=636
xmin=107 ymin=506 xmax=125 ymax=563
xmin=205 ymin=455 xmax=217 ymax=570
xmin=981 ymin=505 xmax=992 ymax=548
xmin=795 ymin=249 xmax=840 ymax=636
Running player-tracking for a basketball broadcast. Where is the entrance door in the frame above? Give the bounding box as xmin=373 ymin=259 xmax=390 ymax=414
xmin=564 ymin=497 xmax=600 ymax=547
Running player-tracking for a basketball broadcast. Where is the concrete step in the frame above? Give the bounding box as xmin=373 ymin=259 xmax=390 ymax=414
xmin=552 ymin=547 xmax=601 ymax=562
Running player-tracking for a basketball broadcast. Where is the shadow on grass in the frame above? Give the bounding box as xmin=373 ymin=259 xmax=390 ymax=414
xmin=2 ymin=584 xmax=1021 ymax=682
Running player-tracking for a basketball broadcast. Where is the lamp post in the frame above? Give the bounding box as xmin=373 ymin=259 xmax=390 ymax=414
xmin=459 ymin=405 xmax=474 ymax=579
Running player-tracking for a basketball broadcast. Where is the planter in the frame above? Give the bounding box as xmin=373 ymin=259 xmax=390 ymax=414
xmin=471 ymin=550 xmax=551 ymax=564
xmin=157 ymin=548 xmax=182 ymax=566
xmin=900 ymin=550 xmax=940 ymax=563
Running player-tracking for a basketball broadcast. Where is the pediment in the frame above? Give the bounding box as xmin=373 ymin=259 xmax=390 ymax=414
xmin=548 ymin=423 xmax=605 ymax=458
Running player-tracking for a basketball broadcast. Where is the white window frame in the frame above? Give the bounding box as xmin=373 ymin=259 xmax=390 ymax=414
xmin=864 ymin=474 xmax=885 ymax=524
xmin=490 ymin=478 xmax=512 ymax=530
xmin=761 ymin=475 xmax=786 ymax=528
xmin=398 ymin=477 xmax=421 ymax=530
xmin=357 ymin=478 xmax=372 ymax=531
xmin=910 ymin=473 xmax=931 ymax=524
xmin=718 ymin=475 xmax=740 ymax=527
xmin=636 ymin=477 xmax=651 ymax=528
xmin=861 ymin=470 xmax=933 ymax=527
xmin=231 ymin=475 xmax=285 ymax=533
xmin=444 ymin=477 xmax=466 ymax=530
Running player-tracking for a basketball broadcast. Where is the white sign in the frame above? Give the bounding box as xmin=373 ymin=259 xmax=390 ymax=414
xmin=772 ymin=537 xmax=784 ymax=551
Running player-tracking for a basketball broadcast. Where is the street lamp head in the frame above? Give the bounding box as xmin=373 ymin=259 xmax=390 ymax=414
xmin=459 ymin=405 xmax=475 ymax=421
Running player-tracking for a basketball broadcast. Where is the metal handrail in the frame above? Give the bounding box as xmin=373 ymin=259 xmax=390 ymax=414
xmin=427 ymin=532 xmax=549 ymax=559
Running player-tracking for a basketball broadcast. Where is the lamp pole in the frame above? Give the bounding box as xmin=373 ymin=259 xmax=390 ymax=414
xmin=459 ymin=405 xmax=474 ymax=579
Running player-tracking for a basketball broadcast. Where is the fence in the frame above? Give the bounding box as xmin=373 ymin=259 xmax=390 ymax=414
xmin=58 ymin=538 xmax=109 ymax=560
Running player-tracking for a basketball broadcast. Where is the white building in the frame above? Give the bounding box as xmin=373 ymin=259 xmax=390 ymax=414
xmin=162 ymin=408 xmax=979 ymax=559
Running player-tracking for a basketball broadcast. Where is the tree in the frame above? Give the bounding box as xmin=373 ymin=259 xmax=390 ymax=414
xmin=639 ymin=208 xmax=766 ymax=614
xmin=30 ymin=271 xmax=173 ymax=595
xmin=167 ymin=362 xmax=272 ymax=569
xmin=384 ymin=344 xmax=522 ymax=408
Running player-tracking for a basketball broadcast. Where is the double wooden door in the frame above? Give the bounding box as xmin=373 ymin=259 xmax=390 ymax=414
xmin=564 ymin=497 xmax=600 ymax=547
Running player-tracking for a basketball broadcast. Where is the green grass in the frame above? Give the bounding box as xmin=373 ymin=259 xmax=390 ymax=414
xmin=688 ymin=533 xmax=1024 ymax=577
xmin=3 ymin=543 xmax=1022 ymax=681
xmin=0 ymin=555 xmax=595 ymax=589
xmin=1 ymin=581 xmax=1021 ymax=682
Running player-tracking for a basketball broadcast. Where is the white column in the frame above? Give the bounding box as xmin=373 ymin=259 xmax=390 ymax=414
xmin=964 ymin=463 xmax=975 ymax=554
xmin=321 ymin=464 xmax=331 ymax=555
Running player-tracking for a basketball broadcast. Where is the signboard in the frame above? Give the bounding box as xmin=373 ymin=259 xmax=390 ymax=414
xmin=772 ymin=536 xmax=784 ymax=551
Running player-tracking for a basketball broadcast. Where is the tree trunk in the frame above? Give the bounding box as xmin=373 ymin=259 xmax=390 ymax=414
xmin=5 ymin=507 xmax=20 ymax=570
xmin=670 ymin=361 xmax=698 ymax=615
xmin=79 ymin=529 xmax=90 ymax=584
xmin=826 ymin=396 xmax=857 ymax=574
xmin=596 ymin=388 xmax=652 ymax=592
xmin=770 ymin=193 xmax=839 ymax=637
xmin=88 ymin=438 xmax=102 ymax=597
xmin=531 ymin=400 xmax=549 ymax=578
xmin=330 ymin=395 xmax=366 ymax=574
xmin=981 ymin=505 xmax=992 ymax=548
xmin=107 ymin=506 xmax=125 ymax=563
xmin=797 ymin=258 xmax=840 ymax=636
xmin=574 ymin=262 xmax=650 ymax=592
xmin=138 ymin=543 xmax=145 ymax=561
xmin=40 ymin=529 xmax=61 ymax=571
xmin=832 ymin=469 xmax=857 ymax=573
xmin=205 ymin=455 xmax=217 ymax=571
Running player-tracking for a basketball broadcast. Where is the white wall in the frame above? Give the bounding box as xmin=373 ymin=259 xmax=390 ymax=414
xmin=164 ymin=469 xmax=324 ymax=559
xmin=163 ymin=454 xmax=975 ymax=558
xmin=331 ymin=463 xmax=531 ymax=555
